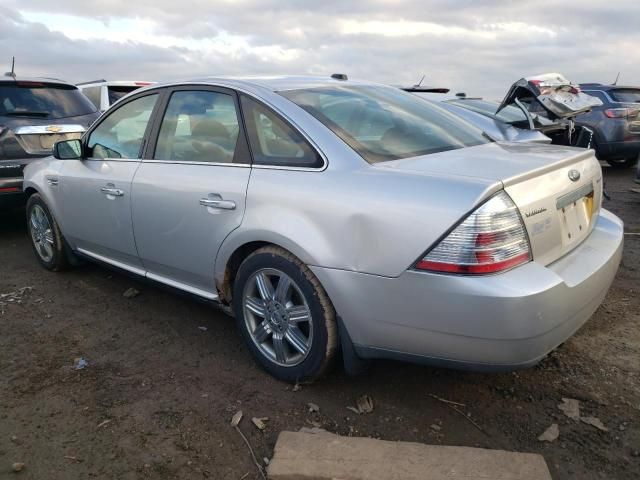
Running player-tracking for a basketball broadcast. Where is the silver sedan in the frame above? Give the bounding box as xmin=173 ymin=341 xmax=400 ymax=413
xmin=23 ymin=76 xmax=624 ymax=382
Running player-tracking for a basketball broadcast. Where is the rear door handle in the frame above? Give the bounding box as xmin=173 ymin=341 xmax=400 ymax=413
xmin=100 ymin=186 xmax=124 ymax=197
xmin=200 ymin=195 xmax=236 ymax=210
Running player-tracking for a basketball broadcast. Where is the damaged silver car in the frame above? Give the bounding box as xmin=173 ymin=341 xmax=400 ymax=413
xmin=23 ymin=75 xmax=623 ymax=382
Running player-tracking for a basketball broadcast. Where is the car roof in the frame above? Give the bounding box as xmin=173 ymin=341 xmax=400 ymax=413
xmin=0 ymin=75 xmax=74 ymax=86
xmin=580 ymin=83 xmax=640 ymax=91
xmin=145 ymin=75 xmax=380 ymax=93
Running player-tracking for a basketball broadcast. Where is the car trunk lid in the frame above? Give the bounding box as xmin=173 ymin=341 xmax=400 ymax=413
xmin=377 ymin=142 xmax=603 ymax=266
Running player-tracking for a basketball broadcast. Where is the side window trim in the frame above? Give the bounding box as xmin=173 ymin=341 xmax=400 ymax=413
xmin=238 ymin=94 xmax=327 ymax=171
xmin=143 ymin=85 xmax=251 ymax=166
xmin=83 ymin=89 xmax=166 ymax=161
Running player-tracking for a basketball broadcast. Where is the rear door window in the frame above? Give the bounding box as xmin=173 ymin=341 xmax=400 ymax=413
xmin=153 ymin=90 xmax=241 ymax=163
xmin=87 ymin=94 xmax=158 ymax=159
xmin=0 ymin=82 xmax=97 ymax=119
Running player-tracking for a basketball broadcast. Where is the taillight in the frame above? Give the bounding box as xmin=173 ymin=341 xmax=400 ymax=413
xmin=604 ymin=108 xmax=640 ymax=118
xmin=415 ymin=191 xmax=531 ymax=275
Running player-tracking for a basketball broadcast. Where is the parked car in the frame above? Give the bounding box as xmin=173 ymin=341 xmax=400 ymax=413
xmin=407 ymin=90 xmax=552 ymax=144
xmin=574 ymin=83 xmax=640 ymax=168
xmin=0 ymin=74 xmax=99 ymax=209
xmin=495 ymin=73 xmax=601 ymax=150
xmin=23 ymin=75 xmax=623 ymax=382
xmin=77 ymin=79 xmax=154 ymax=112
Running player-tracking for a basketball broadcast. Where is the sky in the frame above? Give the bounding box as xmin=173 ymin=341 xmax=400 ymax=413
xmin=1 ymin=0 xmax=639 ymax=99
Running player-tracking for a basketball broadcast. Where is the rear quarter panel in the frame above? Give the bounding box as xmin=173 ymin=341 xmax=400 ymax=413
xmin=215 ymin=164 xmax=499 ymax=282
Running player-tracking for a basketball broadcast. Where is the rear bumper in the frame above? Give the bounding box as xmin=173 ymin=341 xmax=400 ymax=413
xmin=311 ymin=209 xmax=623 ymax=371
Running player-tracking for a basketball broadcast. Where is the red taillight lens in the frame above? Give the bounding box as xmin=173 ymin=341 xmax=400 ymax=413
xmin=415 ymin=191 xmax=532 ymax=275
xmin=605 ymin=108 xmax=640 ymax=118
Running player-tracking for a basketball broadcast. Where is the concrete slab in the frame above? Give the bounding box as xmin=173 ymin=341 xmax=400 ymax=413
xmin=267 ymin=430 xmax=552 ymax=480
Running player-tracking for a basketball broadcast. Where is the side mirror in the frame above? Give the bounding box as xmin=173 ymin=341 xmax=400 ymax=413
xmin=53 ymin=139 xmax=83 ymax=160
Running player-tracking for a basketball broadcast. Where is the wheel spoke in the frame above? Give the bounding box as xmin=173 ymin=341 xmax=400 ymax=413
xmin=285 ymin=326 xmax=309 ymax=355
xmin=44 ymin=229 xmax=54 ymax=244
xmin=253 ymin=320 xmax=272 ymax=343
xmin=245 ymin=296 xmax=266 ymax=317
xmin=30 ymin=215 xmax=40 ymax=234
xmin=287 ymin=305 xmax=310 ymax=324
xmin=36 ymin=208 xmax=47 ymax=229
xmin=272 ymin=333 xmax=287 ymax=363
xmin=255 ymin=272 xmax=275 ymax=300
xmin=274 ymin=275 xmax=291 ymax=304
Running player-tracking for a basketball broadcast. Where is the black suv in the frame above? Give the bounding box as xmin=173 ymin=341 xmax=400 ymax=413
xmin=1 ymin=75 xmax=100 ymax=208
xmin=578 ymin=84 xmax=640 ymax=168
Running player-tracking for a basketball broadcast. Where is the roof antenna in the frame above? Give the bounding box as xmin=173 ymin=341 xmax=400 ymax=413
xmin=415 ymin=74 xmax=425 ymax=87
xmin=4 ymin=56 xmax=16 ymax=78
xmin=613 ymin=72 xmax=620 ymax=85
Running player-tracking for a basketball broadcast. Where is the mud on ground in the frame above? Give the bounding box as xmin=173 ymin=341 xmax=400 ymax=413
xmin=0 ymin=167 xmax=638 ymax=479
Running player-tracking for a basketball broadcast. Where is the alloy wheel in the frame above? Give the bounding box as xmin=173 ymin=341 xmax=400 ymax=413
xmin=242 ymin=268 xmax=313 ymax=367
xmin=29 ymin=205 xmax=54 ymax=263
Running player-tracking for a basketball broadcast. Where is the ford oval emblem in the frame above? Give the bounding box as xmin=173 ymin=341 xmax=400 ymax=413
xmin=568 ymin=169 xmax=581 ymax=182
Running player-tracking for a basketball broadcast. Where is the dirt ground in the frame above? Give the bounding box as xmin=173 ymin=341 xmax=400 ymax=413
xmin=0 ymin=167 xmax=638 ymax=480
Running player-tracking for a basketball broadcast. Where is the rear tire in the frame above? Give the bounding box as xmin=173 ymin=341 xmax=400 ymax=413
xmin=26 ymin=194 xmax=70 ymax=271
xmin=606 ymin=156 xmax=638 ymax=168
xmin=233 ymin=246 xmax=338 ymax=383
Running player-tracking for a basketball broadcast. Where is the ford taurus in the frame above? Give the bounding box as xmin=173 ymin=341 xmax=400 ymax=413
xmin=22 ymin=76 xmax=624 ymax=382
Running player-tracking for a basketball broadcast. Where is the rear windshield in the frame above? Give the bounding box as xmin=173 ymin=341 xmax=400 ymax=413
xmin=610 ymin=89 xmax=640 ymax=103
xmin=108 ymin=86 xmax=140 ymax=105
xmin=0 ymin=81 xmax=97 ymax=118
xmin=448 ymin=99 xmax=554 ymax=126
xmin=280 ymin=85 xmax=489 ymax=163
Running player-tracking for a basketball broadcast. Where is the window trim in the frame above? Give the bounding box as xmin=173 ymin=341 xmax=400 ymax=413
xmin=238 ymin=93 xmax=327 ymax=171
xmin=143 ymin=84 xmax=252 ymax=167
xmin=82 ymin=88 xmax=167 ymax=162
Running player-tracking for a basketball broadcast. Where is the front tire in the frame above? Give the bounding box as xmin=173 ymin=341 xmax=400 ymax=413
xmin=233 ymin=246 xmax=338 ymax=383
xmin=26 ymin=194 xmax=70 ymax=271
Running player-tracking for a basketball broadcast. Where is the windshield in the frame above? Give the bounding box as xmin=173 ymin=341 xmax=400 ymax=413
xmin=448 ymin=99 xmax=553 ymax=126
xmin=280 ymin=85 xmax=489 ymax=163
xmin=108 ymin=85 xmax=140 ymax=105
xmin=0 ymin=82 xmax=97 ymax=118
xmin=610 ymin=89 xmax=640 ymax=103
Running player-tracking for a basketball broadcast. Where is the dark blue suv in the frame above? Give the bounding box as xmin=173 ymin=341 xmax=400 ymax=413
xmin=578 ymin=84 xmax=640 ymax=168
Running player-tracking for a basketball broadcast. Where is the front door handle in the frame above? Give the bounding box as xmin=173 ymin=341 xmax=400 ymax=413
xmin=200 ymin=195 xmax=236 ymax=210
xmin=100 ymin=186 xmax=124 ymax=197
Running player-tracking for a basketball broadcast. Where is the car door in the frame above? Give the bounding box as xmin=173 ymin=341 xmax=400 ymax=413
xmin=131 ymin=87 xmax=251 ymax=297
xmin=60 ymin=92 xmax=161 ymax=271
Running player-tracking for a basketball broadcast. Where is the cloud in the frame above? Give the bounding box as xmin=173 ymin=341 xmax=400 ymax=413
xmin=0 ymin=1 xmax=639 ymax=99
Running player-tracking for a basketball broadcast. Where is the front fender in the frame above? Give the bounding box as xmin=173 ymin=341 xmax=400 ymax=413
xmin=23 ymin=158 xmax=68 ymax=237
